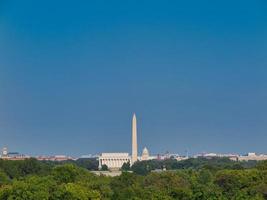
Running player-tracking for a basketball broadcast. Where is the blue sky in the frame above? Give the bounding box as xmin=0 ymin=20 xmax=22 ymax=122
xmin=0 ymin=0 xmax=266 ymax=156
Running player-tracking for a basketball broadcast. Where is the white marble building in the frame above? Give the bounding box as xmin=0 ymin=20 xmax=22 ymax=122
xmin=98 ymin=153 xmax=131 ymax=169
xmin=141 ymin=147 xmax=149 ymax=161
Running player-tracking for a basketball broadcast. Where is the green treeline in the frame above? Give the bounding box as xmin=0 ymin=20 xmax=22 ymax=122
xmin=0 ymin=158 xmax=267 ymax=199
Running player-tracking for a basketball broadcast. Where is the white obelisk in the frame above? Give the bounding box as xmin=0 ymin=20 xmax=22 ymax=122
xmin=132 ymin=113 xmax=138 ymax=164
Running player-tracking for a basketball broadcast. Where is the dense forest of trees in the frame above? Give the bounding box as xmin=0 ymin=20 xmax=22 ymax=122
xmin=0 ymin=157 xmax=266 ymax=199
xmin=130 ymin=157 xmax=258 ymax=175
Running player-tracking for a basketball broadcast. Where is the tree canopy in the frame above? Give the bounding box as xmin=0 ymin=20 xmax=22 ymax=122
xmin=0 ymin=158 xmax=266 ymax=199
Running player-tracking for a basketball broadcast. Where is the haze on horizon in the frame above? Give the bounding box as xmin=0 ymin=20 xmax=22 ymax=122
xmin=0 ymin=0 xmax=266 ymax=156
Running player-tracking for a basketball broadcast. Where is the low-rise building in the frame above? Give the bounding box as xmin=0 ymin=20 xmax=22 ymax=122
xmin=98 ymin=153 xmax=130 ymax=170
xmin=238 ymin=153 xmax=267 ymax=161
xmin=36 ymin=155 xmax=74 ymax=161
xmin=196 ymin=152 xmax=239 ymax=161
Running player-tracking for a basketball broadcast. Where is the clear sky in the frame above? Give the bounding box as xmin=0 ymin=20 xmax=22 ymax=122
xmin=0 ymin=0 xmax=266 ymax=156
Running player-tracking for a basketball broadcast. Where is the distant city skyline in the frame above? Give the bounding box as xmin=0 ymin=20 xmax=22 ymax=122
xmin=0 ymin=1 xmax=266 ymax=156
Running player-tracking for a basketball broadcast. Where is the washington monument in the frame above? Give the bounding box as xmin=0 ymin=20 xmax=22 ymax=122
xmin=132 ymin=113 xmax=138 ymax=163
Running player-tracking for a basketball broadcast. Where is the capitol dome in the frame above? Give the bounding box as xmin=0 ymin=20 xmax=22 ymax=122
xmin=141 ymin=147 xmax=149 ymax=161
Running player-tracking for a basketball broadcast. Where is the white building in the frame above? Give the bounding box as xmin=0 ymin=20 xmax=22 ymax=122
xmin=195 ymin=152 xmax=239 ymax=161
xmin=141 ymin=147 xmax=149 ymax=161
xmin=98 ymin=153 xmax=131 ymax=169
xmin=238 ymin=153 xmax=267 ymax=161
xmin=175 ymin=156 xmax=189 ymax=161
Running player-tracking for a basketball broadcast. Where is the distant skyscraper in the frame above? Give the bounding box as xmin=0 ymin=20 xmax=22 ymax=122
xmin=132 ymin=113 xmax=138 ymax=163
